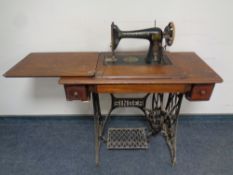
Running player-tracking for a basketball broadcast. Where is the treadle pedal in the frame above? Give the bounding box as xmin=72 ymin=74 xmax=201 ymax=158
xmin=107 ymin=128 xmax=148 ymax=149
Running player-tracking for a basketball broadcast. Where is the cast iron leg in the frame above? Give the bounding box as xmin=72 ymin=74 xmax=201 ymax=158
xmin=92 ymin=93 xmax=102 ymax=166
xmin=162 ymin=93 xmax=183 ymax=165
xmin=162 ymin=118 xmax=177 ymax=165
xmin=146 ymin=93 xmax=183 ymax=165
xmin=92 ymin=92 xmax=183 ymax=166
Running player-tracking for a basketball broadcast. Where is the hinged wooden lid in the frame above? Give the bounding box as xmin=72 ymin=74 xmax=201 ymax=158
xmin=4 ymin=52 xmax=99 ymax=77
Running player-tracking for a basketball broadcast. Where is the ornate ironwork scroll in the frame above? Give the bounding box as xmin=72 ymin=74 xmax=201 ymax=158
xmin=145 ymin=93 xmax=164 ymax=135
xmin=162 ymin=93 xmax=183 ymax=165
xmin=110 ymin=94 xmax=149 ymax=112
xmin=92 ymin=92 xmax=183 ymax=166
xmin=100 ymin=94 xmax=149 ymax=138
xmin=145 ymin=93 xmax=183 ymax=165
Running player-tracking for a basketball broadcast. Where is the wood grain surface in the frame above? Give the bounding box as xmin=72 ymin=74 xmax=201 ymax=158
xmin=4 ymin=52 xmax=98 ymax=77
xmin=96 ymin=52 xmax=186 ymax=79
xmin=4 ymin=51 xmax=222 ymax=97
xmin=59 ymin=52 xmax=222 ymax=85
xmin=4 ymin=51 xmax=222 ymax=84
xmin=95 ymin=84 xmax=191 ymax=93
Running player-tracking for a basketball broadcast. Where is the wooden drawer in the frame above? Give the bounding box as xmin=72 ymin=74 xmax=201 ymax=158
xmin=64 ymin=85 xmax=90 ymax=101
xmin=186 ymin=84 xmax=215 ymax=101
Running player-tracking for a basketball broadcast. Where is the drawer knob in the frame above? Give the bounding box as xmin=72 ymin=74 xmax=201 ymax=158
xmin=200 ymin=90 xmax=206 ymax=95
xmin=73 ymin=91 xmax=79 ymax=96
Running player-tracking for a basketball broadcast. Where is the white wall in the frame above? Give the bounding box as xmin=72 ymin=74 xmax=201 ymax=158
xmin=0 ymin=0 xmax=232 ymax=115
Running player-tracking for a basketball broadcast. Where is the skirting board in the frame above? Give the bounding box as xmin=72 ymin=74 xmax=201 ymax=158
xmin=0 ymin=114 xmax=233 ymax=121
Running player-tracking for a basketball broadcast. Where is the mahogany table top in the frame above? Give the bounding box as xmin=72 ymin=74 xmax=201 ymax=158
xmin=4 ymin=52 xmax=98 ymax=77
xmin=4 ymin=51 xmax=222 ymax=85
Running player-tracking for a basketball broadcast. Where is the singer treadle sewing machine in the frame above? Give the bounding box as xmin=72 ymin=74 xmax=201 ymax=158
xmin=4 ymin=20 xmax=222 ymax=166
xmin=105 ymin=21 xmax=175 ymax=65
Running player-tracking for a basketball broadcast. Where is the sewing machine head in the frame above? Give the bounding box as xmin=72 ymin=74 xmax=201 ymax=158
xmin=106 ymin=21 xmax=175 ymax=65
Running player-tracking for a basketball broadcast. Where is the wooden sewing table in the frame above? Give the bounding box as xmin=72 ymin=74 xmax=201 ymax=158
xmin=4 ymin=51 xmax=222 ymax=165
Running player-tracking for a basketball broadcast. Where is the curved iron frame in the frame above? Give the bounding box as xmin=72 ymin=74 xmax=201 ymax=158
xmin=92 ymin=92 xmax=183 ymax=166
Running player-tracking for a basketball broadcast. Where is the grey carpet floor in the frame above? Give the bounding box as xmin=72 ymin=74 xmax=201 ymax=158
xmin=0 ymin=115 xmax=232 ymax=175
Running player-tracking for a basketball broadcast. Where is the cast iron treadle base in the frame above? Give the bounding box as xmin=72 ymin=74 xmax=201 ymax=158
xmin=107 ymin=128 xmax=148 ymax=149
